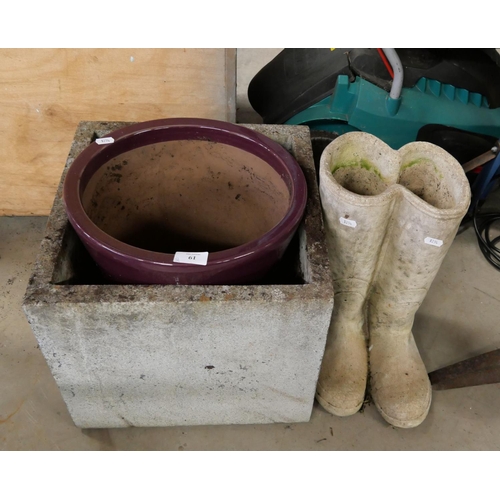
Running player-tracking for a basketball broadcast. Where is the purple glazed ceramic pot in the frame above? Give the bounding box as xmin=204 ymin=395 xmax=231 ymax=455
xmin=63 ymin=118 xmax=307 ymax=285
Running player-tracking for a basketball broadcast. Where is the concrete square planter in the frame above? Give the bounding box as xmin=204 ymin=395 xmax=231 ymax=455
xmin=23 ymin=121 xmax=333 ymax=428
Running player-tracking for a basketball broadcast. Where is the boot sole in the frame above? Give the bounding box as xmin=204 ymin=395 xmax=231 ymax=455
xmin=315 ymin=389 xmax=363 ymax=417
xmin=374 ymin=391 xmax=432 ymax=429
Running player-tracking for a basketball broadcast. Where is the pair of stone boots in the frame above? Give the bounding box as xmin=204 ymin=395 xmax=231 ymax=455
xmin=316 ymin=132 xmax=471 ymax=428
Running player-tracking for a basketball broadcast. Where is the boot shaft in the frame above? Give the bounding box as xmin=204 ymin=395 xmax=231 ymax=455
xmin=320 ymin=132 xmax=471 ymax=302
xmin=319 ymin=134 xmax=396 ymax=294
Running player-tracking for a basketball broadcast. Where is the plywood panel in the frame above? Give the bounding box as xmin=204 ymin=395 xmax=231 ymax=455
xmin=0 ymin=49 xmax=235 ymax=215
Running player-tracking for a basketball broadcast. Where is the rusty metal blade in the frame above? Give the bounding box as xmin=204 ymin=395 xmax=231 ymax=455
xmin=428 ymin=349 xmax=500 ymax=390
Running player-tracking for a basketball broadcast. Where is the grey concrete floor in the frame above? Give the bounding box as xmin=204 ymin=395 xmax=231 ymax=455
xmin=1 ymin=212 xmax=500 ymax=450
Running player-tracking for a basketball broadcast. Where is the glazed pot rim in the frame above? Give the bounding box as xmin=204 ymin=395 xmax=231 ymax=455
xmin=63 ymin=118 xmax=308 ymax=271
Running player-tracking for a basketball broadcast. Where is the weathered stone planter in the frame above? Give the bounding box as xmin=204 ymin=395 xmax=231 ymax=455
xmin=23 ymin=121 xmax=333 ymax=428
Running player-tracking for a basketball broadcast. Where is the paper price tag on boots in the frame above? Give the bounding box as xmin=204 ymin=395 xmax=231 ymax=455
xmin=340 ymin=217 xmax=357 ymax=228
xmin=424 ymin=237 xmax=443 ymax=247
xmin=173 ymin=251 xmax=209 ymax=266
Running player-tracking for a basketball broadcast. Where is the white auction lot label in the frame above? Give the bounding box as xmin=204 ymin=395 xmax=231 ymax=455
xmin=424 ymin=237 xmax=443 ymax=247
xmin=340 ymin=217 xmax=357 ymax=228
xmin=173 ymin=252 xmax=209 ymax=266
xmin=95 ymin=137 xmax=115 ymax=145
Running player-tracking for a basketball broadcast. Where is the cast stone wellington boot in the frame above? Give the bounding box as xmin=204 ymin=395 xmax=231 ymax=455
xmin=368 ymin=141 xmax=470 ymax=428
xmin=316 ymin=133 xmax=402 ymax=416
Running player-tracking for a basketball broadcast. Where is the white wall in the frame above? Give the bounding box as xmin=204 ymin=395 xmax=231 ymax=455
xmin=236 ymin=49 xmax=283 ymax=123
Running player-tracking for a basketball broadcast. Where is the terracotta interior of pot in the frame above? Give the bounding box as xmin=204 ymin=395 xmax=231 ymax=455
xmin=82 ymin=140 xmax=291 ymax=254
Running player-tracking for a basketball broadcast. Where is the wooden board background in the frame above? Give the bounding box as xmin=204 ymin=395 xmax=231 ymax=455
xmin=0 ymin=49 xmax=235 ymax=215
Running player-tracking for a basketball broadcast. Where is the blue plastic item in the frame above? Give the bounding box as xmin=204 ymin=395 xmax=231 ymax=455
xmin=286 ymin=75 xmax=500 ymax=150
xmin=470 ymin=153 xmax=500 ymax=215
